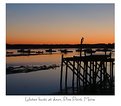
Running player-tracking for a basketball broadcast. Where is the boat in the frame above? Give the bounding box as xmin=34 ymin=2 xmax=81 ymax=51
xmin=75 ymin=49 xmax=80 ymax=52
xmin=36 ymin=51 xmax=43 ymax=54
xmin=75 ymin=48 xmax=85 ymax=52
xmin=83 ymin=48 xmax=96 ymax=54
xmin=17 ymin=49 xmax=37 ymax=53
xmin=6 ymin=51 xmax=13 ymax=54
xmin=96 ymin=48 xmax=112 ymax=52
xmin=59 ymin=49 xmax=73 ymax=53
xmin=45 ymin=49 xmax=56 ymax=53
xmin=17 ymin=49 xmax=31 ymax=53
xmin=6 ymin=51 xmax=13 ymax=55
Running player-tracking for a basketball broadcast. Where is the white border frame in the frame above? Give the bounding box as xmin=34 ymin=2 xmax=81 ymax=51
xmin=0 ymin=0 xmax=121 ymax=106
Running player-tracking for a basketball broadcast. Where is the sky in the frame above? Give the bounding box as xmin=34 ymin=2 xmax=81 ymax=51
xmin=6 ymin=4 xmax=114 ymax=44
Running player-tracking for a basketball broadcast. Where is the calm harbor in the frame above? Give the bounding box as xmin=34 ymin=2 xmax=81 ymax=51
xmin=6 ymin=4 xmax=114 ymax=95
xmin=6 ymin=46 xmax=114 ymax=95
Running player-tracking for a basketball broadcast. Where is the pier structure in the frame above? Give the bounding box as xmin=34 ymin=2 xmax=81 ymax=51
xmin=60 ymin=38 xmax=114 ymax=94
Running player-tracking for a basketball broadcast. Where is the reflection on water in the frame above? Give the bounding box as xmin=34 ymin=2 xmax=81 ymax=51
xmin=7 ymin=54 xmax=61 ymax=66
xmin=6 ymin=49 xmax=76 ymax=94
xmin=7 ymin=69 xmax=60 ymax=94
xmin=6 ymin=48 xmax=114 ymax=95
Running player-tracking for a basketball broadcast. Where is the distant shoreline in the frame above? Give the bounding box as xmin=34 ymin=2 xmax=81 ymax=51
xmin=6 ymin=43 xmax=114 ymax=49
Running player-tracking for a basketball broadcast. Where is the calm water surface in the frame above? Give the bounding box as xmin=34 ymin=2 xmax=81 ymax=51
xmin=6 ymin=49 xmax=114 ymax=95
xmin=6 ymin=49 xmax=77 ymax=94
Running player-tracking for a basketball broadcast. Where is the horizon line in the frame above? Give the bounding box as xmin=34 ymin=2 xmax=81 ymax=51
xmin=6 ymin=43 xmax=114 ymax=45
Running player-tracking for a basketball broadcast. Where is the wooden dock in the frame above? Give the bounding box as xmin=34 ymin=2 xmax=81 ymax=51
xmin=60 ymin=38 xmax=114 ymax=95
xmin=60 ymin=53 xmax=114 ymax=94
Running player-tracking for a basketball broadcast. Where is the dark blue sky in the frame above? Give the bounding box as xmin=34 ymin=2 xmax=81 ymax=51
xmin=6 ymin=4 xmax=114 ymax=44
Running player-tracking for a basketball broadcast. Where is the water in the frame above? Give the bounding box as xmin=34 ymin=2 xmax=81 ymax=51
xmin=6 ymin=48 xmax=114 ymax=95
xmin=6 ymin=49 xmax=77 ymax=95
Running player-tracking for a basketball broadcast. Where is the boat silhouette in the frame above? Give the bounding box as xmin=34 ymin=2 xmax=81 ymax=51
xmin=59 ymin=49 xmax=73 ymax=53
xmin=45 ymin=49 xmax=56 ymax=52
xmin=83 ymin=48 xmax=96 ymax=53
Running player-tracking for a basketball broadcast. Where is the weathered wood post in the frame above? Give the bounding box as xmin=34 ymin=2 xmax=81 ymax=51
xmin=65 ymin=61 xmax=68 ymax=92
xmin=60 ymin=55 xmax=63 ymax=92
xmin=80 ymin=37 xmax=84 ymax=57
xmin=94 ymin=61 xmax=97 ymax=85
xmin=76 ymin=60 xmax=80 ymax=92
xmin=111 ymin=61 xmax=114 ymax=88
xmin=100 ymin=61 xmax=103 ymax=88
xmin=72 ymin=60 xmax=75 ymax=93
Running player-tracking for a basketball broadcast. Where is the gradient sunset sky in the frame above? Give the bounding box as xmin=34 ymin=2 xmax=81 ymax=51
xmin=6 ymin=4 xmax=114 ymax=44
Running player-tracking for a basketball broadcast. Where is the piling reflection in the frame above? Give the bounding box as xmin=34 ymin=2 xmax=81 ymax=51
xmin=60 ymin=49 xmax=114 ymax=95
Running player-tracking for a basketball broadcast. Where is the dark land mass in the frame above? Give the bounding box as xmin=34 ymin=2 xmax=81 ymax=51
xmin=6 ymin=43 xmax=114 ymax=49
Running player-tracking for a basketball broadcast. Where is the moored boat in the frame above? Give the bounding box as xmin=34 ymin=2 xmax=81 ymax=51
xmin=45 ymin=49 xmax=56 ymax=52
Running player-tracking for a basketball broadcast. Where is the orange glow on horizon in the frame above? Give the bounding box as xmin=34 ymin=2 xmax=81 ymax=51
xmin=6 ymin=34 xmax=114 ymax=44
xmin=6 ymin=4 xmax=114 ymax=45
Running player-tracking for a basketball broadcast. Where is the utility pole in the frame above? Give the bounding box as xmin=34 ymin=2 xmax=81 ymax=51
xmin=80 ymin=37 xmax=84 ymax=57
